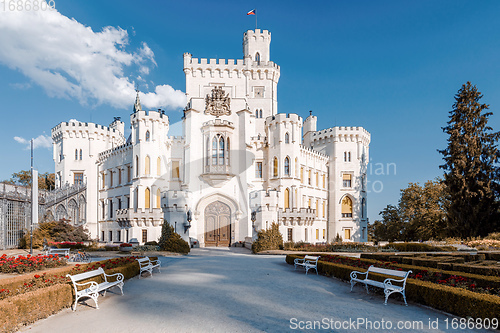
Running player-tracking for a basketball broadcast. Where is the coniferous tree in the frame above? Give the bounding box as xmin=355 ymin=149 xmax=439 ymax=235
xmin=438 ymin=82 xmax=500 ymax=238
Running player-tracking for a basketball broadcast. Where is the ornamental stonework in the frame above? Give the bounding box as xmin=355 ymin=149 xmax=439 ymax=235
xmin=205 ymin=86 xmax=231 ymax=117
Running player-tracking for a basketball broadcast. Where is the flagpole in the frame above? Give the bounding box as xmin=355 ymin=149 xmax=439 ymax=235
xmin=255 ymin=9 xmax=257 ymax=29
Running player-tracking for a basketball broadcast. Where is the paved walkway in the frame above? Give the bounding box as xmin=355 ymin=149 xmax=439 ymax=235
xmin=20 ymin=248 xmax=492 ymax=333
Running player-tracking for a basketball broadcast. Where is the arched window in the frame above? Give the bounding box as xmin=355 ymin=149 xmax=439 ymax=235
xmin=145 ymin=131 xmax=150 ymax=142
xmin=145 ymin=156 xmax=150 ymax=175
xmin=273 ymin=157 xmax=278 ymax=177
xmin=157 ymin=188 xmax=161 ymax=208
xmin=316 ymin=172 xmax=319 ymax=187
xmin=285 ymin=132 xmax=290 ymax=144
xmin=135 ymin=156 xmax=139 ymax=177
xmin=75 ymin=149 xmax=78 ymax=160
xmin=255 ymin=52 xmax=260 ymax=65
xmin=341 ymin=196 xmax=353 ymax=218
xmin=284 ymin=188 xmax=290 ymax=209
xmin=316 ymin=200 xmax=319 ymax=217
xmin=145 ymin=188 xmax=150 ymax=209
xmin=157 ymin=157 xmax=161 ymax=176
xmin=212 ymin=137 xmax=217 ymax=165
xmin=219 ymin=136 xmax=224 ymax=165
xmin=300 ymin=167 xmax=304 ymax=183
xmin=206 ymin=137 xmax=210 ymax=166
xmin=226 ymin=137 xmax=230 ymax=165
xmin=284 ymin=157 xmax=290 ymax=176
xmin=134 ymin=187 xmax=138 ymax=212
xmin=259 ymin=109 xmax=262 ymax=118
xmin=344 ymin=152 xmax=347 ymax=162
xmin=79 ymin=149 xmax=82 ymax=160
xmin=348 ymin=152 xmax=351 ymax=162
xmin=255 ymin=109 xmax=259 ymax=118
xmin=323 ymin=174 xmax=326 ymax=188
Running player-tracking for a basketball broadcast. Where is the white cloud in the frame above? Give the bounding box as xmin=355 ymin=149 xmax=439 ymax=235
xmin=14 ymin=134 xmax=52 ymax=150
xmin=0 ymin=10 xmax=185 ymax=110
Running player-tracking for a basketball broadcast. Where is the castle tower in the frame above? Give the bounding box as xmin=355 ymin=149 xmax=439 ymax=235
xmin=243 ymin=29 xmax=271 ymax=63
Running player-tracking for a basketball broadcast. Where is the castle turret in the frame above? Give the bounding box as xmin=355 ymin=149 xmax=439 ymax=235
xmin=302 ymin=112 xmax=317 ymax=146
xmin=243 ymin=29 xmax=271 ymax=64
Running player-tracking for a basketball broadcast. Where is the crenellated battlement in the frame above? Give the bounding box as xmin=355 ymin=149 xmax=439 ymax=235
xmin=300 ymin=144 xmax=330 ymax=160
xmin=265 ymin=113 xmax=303 ymax=127
xmin=243 ymin=29 xmax=271 ymax=40
xmin=202 ymin=119 xmax=234 ymax=129
xmin=131 ymin=109 xmax=169 ymax=124
xmin=51 ymin=120 xmax=126 ymax=143
xmin=310 ymin=126 xmax=371 ymax=146
xmin=97 ymin=142 xmax=133 ymax=163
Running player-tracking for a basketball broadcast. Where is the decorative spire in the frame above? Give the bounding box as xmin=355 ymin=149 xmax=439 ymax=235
xmin=133 ymin=89 xmax=142 ymax=113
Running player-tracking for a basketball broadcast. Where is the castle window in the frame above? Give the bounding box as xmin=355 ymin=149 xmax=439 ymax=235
xmin=344 ymin=228 xmax=351 ymax=240
xmin=206 ymin=137 xmax=210 ymax=166
xmin=287 ymin=228 xmax=293 ymax=242
xmin=273 ymin=157 xmax=278 ymax=177
xmin=157 ymin=188 xmax=161 ymax=208
xmin=145 ymin=156 xmax=150 ymax=175
xmin=146 ymin=131 xmax=150 ymax=142
xmin=316 ymin=172 xmax=319 ymax=187
xmin=308 ymin=170 xmax=311 ymax=185
xmin=127 ymin=166 xmax=131 ymax=182
xmin=348 ymin=152 xmax=351 ymax=162
xmin=118 ymin=169 xmax=122 ymax=184
xmin=145 ymin=188 xmax=150 ymax=209
xmin=344 ymin=152 xmax=347 ymax=162
xmin=255 ymin=109 xmax=259 ymax=118
xmin=322 ymin=201 xmax=325 ymax=218
xmin=212 ymin=137 xmax=217 ymax=165
xmin=316 ymin=200 xmax=319 ymax=217
xmin=256 ymin=162 xmax=263 ymax=178
xmin=79 ymin=149 xmax=82 ymax=160
xmin=118 ymin=198 xmax=122 ymax=210
xmin=172 ymin=161 xmax=180 ymax=179
xmin=219 ymin=136 xmax=225 ymax=165
xmin=102 ymin=173 xmax=105 ymax=189
xmin=75 ymin=149 xmax=78 ymax=160
xmin=300 ymin=167 xmax=304 ymax=183
xmin=343 ymin=174 xmax=352 ymax=188
xmin=259 ymin=109 xmax=262 ymax=118
xmin=109 ymin=199 xmax=113 ymax=218
xmin=101 ymin=201 xmax=105 ymax=219
xmin=74 ymin=173 xmax=83 ymax=186
xmin=284 ymin=157 xmax=290 ymax=176
xmin=284 ymin=188 xmax=290 ymax=209
xmin=157 ymin=157 xmax=161 ymax=176
xmin=323 ymin=174 xmax=326 ymax=188
xmin=226 ymin=138 xmax=230 ymax=165
xmin=361 ymin=198 xmax=366 ymax=218
xmin=285 ymin=132 xmax=289 ymax=144
xmin=109 ymin=170 xmax=113 ymax=187
xmin=136 ymin=156 xmax=139 ymax=177
xmin=109 ymin=231 xmax=112 ymax=242
xmin=316 ymin=229 xmax=319 ymax=240
xmin=255 ymin=52 xmax=260 ymax=65
xmin=341 ymin=196 xmax=353 ymax=218
xmin=142 ymin=229 xmax=148 ymax=243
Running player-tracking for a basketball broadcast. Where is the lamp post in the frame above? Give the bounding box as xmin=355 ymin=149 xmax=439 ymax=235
xmin=251 ymin=210 xmax=257 ymax=232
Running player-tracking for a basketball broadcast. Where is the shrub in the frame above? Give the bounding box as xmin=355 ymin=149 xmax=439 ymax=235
xmin=158 ymin=221 xmax=190 ymax=254
xmin=252 ymin=223 xmax=283 ymax=254
xmin=383 ymin=242 xmax=447 ymax=252
xmin=485 ymin=232 xmax=500 ymax=241
xmin=144 ymin=241 xmax=158 ymax=246
xmin=19 ymin=221 xmax=90 ymax=249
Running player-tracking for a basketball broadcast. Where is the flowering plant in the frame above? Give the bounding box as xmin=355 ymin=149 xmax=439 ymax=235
xmin=0 ymin=253 xmax=67 ymax=274
xmin=119 ymin=243 xmax=133 ymax=247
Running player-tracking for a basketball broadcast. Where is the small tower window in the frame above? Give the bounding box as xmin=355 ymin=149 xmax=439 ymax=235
xmin=284 ymin=188 xmax=290 ymax=209
xmin=255 ymin=109 xmax=259 ymax=118
xmin=146 ymin=131 xmax=150 ymax=142
xmin=219 ymin=136 xmax=225 ymax=165
xmin=79 ymin=149 xmax=83 ymax=160
xmin=255 ymin=52 xmax=260 ymax=65
xmin=273 ymin=157 xmax=278 ymax=177
xmin=212 ymin=137 xmax=217 ymax=165
xmin=285 ymin=132 xmax=290 ymax=144
xmin=259 ymin=109 xmax=263 ymax=118
xmin=342 ymin=196 xmax=353 ymax=218
xmin=284 ymin=157 xmax=290 ymax=176
xmin=75 ymin=149 xmax=78 ymax=160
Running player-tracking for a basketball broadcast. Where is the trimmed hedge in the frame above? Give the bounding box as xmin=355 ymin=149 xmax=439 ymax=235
xmin=286 ymin=254 xmax=500 ymax=318
xmin=0 ymin=257 xmax=146 ymax=332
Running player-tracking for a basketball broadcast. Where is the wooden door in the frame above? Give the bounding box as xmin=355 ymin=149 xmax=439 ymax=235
xmin=204 ymin=201 xmax=231 ymax=247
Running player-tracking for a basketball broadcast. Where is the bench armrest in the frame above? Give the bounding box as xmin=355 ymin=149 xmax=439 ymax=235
xmin=350 ymin=270 xmax=368 ymax=280
xmin=72 ymin=280 xmax=99 ymax=293
xmin=294 ymin=258 xmax=305 ymax=264
xmin=150 ymin=259 xmax=161 ymax=265
xmin=104 ymin=272 xmax=124 ymax=283
xmin=305 ymin=260 xmax=318 ymax=265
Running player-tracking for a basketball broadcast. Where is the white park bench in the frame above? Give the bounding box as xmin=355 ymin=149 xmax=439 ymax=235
xmin=350 ymin=265 xmax=412 ymax=306
xmin=294 ymin=255 xmax=320 ymax=275
xmin=66 ymin=267 xmax=124 ymax=311
xmin=46 ymin=248 xmax=70 ymax=257
xmin=136 ymin=257 xmax=161 ymax=278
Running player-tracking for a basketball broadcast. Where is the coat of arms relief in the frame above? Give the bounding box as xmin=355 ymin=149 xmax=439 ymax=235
xmin=205 ymin=86 xmax=231 ymax=117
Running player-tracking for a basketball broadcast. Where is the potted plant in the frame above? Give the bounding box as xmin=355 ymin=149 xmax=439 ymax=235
xmin=119 ymin=243 xmax=133 ymax=252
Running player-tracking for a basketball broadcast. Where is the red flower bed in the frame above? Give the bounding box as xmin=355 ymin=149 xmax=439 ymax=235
xmin=0 ymin=254 xmax=67 ymax=274
xmin=0 ymin=256 xmax=139 ymax=301
xmin=320 ymin=255 xmax=500 ymax=297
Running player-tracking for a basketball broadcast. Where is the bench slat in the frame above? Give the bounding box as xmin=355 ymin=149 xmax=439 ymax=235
xmin=69 ymin=267 xmax=105 ymax=281
xmin=369 ymin=266 xmax=408 ymax=277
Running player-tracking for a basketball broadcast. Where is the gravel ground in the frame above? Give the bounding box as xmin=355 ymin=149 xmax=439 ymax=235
xmin=16 ymin=247 xmax=494 ymax=333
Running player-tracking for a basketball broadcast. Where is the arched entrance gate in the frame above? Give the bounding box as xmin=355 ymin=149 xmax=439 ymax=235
xmin=204 ymin=201 xmax=231 ymax=247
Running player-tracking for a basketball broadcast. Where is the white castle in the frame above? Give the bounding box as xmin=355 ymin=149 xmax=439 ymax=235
xmin=51 ymin=29 xmax=371 ymax=246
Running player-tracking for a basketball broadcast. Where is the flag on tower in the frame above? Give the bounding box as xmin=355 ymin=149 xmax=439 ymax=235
xmin=247 ymin=9 xmax=256 ymax=15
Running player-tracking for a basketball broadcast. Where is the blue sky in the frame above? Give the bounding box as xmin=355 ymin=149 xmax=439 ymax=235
xmin=1 ymin=0 xmax=499 ymax=224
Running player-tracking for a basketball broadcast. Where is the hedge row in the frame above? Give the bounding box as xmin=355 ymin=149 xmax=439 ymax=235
xmin=286 ymin=254 xmax=500 ymax=318
xmin=0 ymin=257 xmax=147 ymax=332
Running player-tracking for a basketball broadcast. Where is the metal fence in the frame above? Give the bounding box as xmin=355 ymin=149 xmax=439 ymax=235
xmin=0 ymin=183 xmax=31 ymax=250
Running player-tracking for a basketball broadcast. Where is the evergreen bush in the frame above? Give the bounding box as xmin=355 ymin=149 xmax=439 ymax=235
xmin=19 ymin=221 xmax=90 ymax=249
xmin=251 ymin=223 xmax=283 ymax=253
xmin=158 ymin=220 xmax=190 ymax=254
